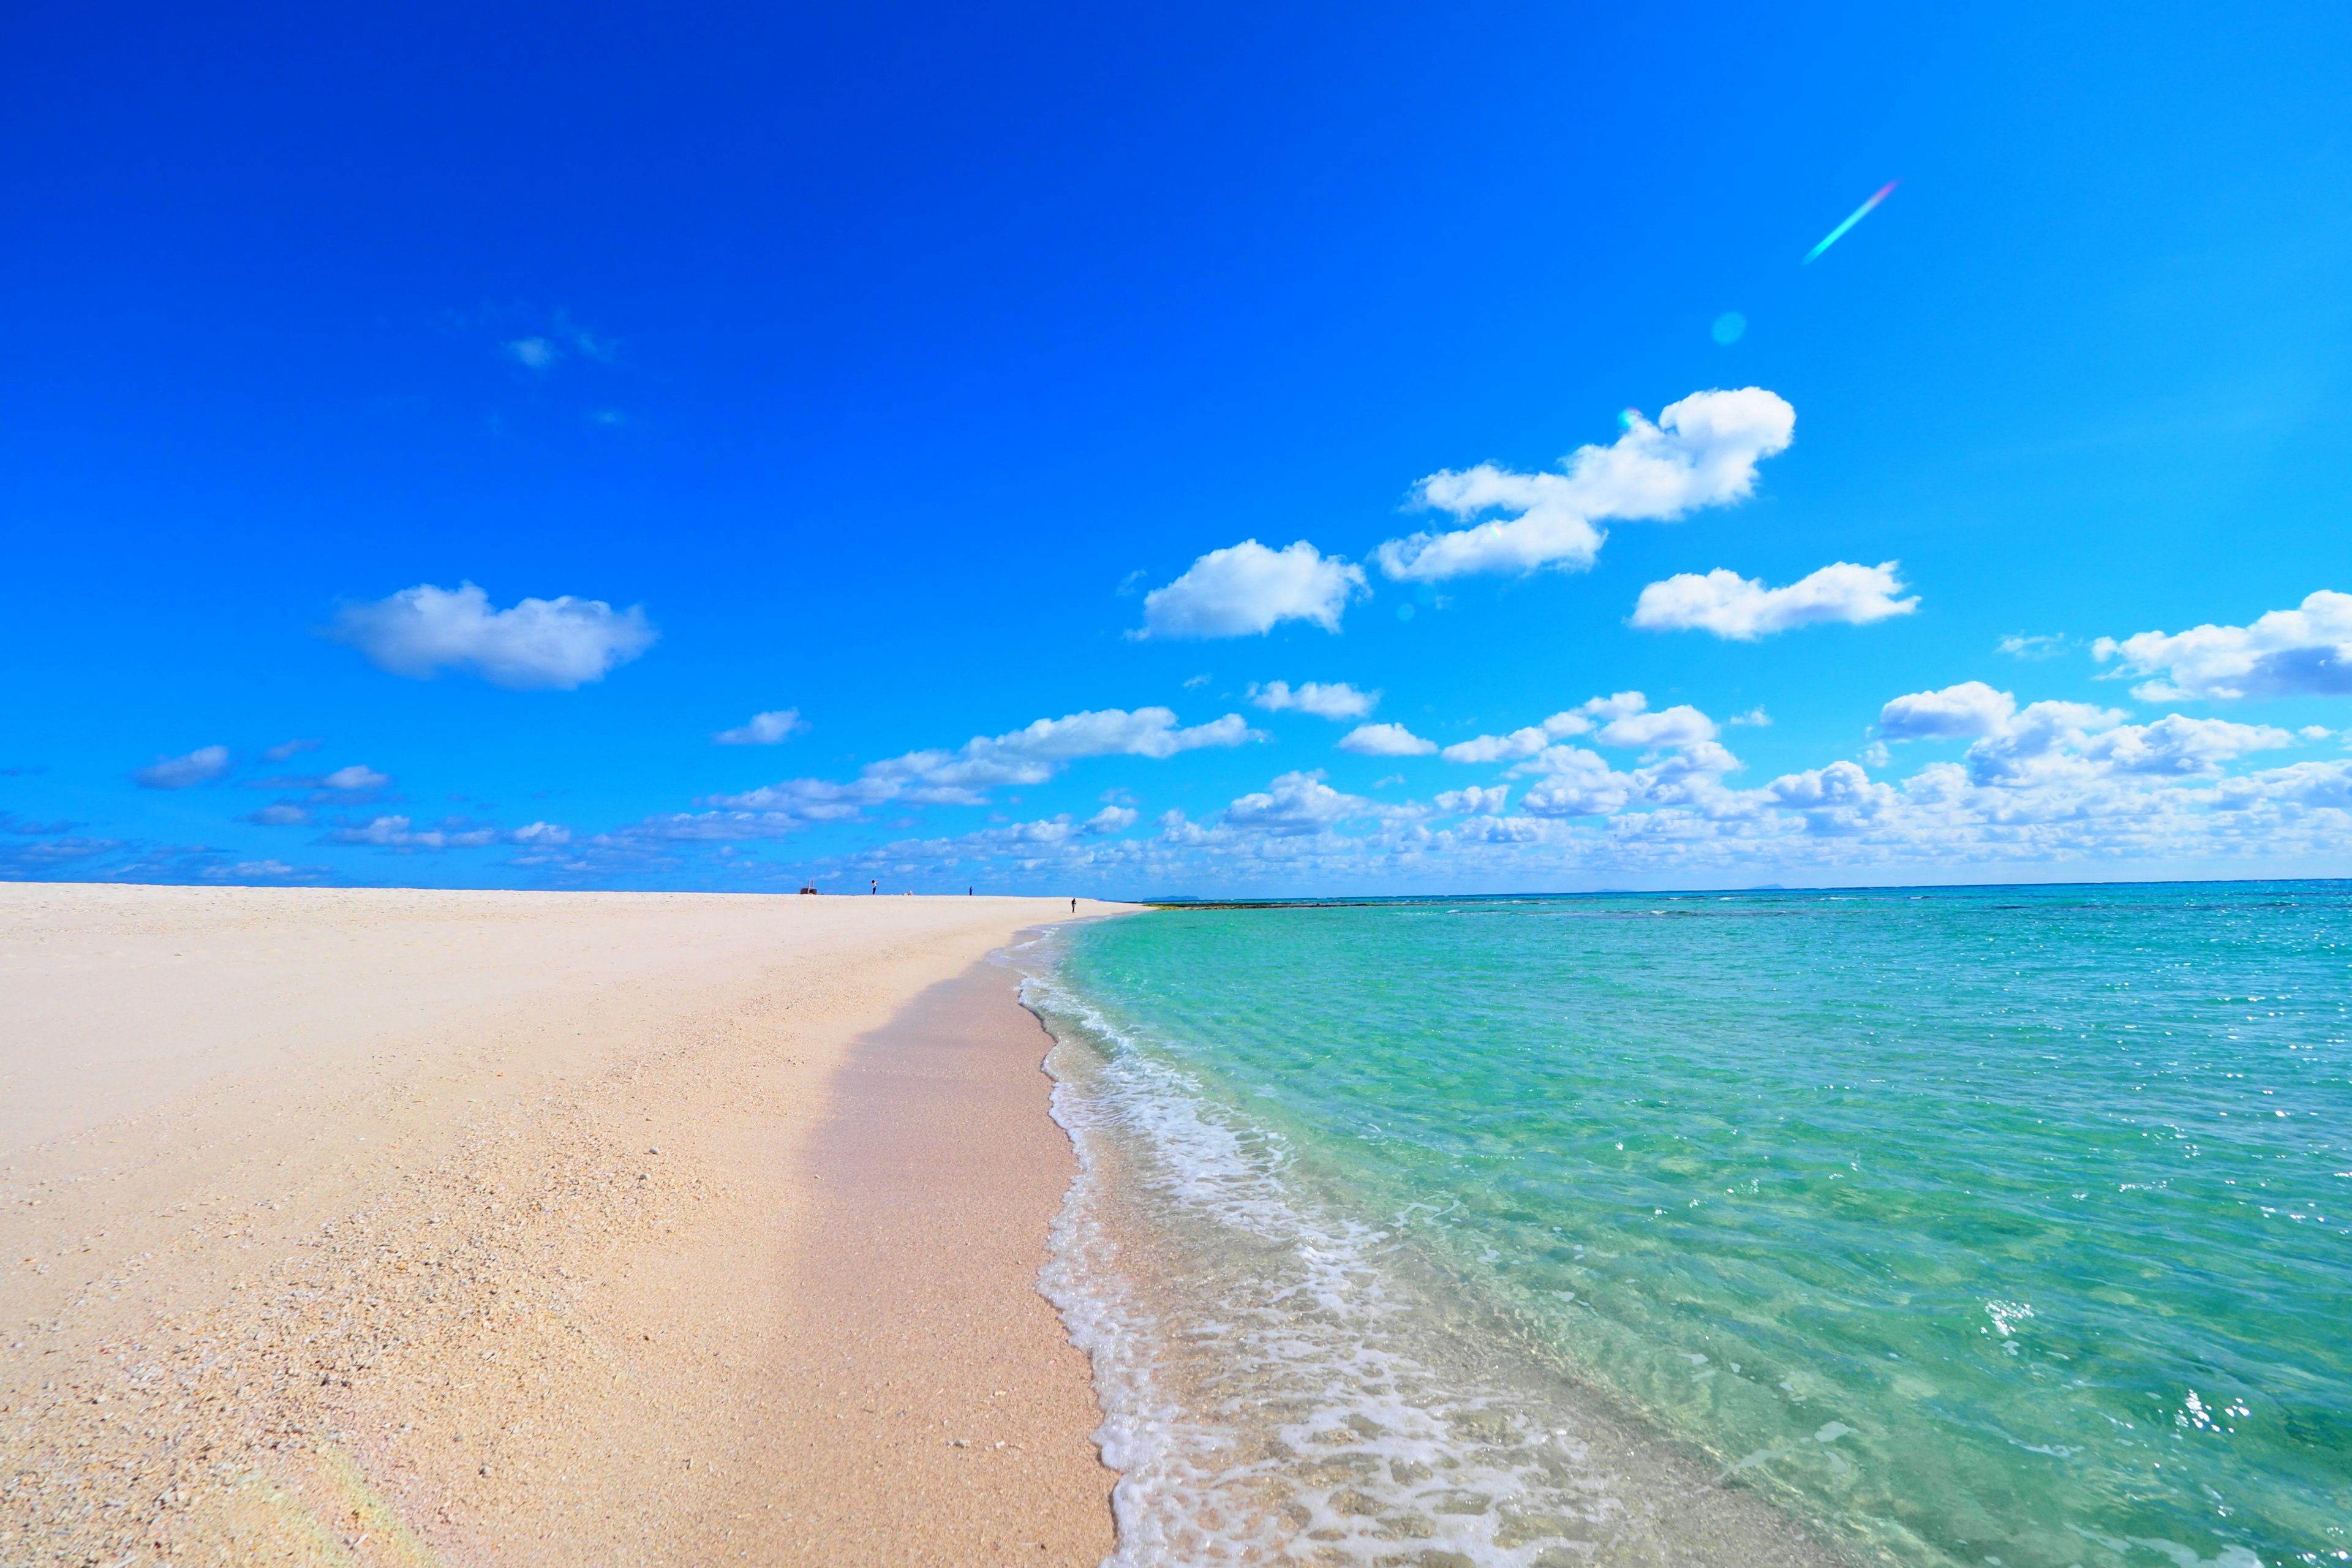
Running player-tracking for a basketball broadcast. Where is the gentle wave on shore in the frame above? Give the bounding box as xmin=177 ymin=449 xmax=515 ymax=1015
xmin=1022 ymin=885 xmax=2350 ymax=1568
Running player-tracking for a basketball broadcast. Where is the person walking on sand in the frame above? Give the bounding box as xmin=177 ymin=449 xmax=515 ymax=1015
xmin=1069 ymin=897 xmax=1077 ymax=913
xmin=870 ymin=878 xmax=877 ymax=895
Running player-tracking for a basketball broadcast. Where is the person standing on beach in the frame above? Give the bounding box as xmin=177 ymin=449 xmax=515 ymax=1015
xmin=1069 ymin=897 xmax=1077 ymax=913
xmin=870 ymin=878 xmax=877 ymax=895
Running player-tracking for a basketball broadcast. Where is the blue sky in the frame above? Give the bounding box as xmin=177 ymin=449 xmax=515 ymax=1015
xmin=6 ymin=1 xmax=2352 ymax=894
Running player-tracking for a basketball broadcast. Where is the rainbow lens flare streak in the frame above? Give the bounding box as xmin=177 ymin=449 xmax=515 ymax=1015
xmin=1803 ymin=179 xmax=1898 ymax=263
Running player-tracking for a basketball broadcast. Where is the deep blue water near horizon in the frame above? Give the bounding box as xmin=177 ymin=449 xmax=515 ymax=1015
xmin=1031 ymin=881 xmax=2351 ymax=1568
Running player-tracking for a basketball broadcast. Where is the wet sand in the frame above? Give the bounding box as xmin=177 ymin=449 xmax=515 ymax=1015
xmin=0 ymin=883 xmax=1126 ymax=1566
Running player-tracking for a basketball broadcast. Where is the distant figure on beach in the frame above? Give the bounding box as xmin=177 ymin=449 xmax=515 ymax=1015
xmin=870 ymin=879 xmax=877 ymax=895
xmin=1069 ymin=897 xmax=1077 ymax=913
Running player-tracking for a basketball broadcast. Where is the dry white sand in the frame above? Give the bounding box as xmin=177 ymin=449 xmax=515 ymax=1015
xmin=0 ymin=883 xmax=1128 ymax=1566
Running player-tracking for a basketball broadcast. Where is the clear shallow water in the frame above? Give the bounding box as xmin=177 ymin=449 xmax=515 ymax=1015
xmin=1022 ymin=884 xmax=2352 ymax=1568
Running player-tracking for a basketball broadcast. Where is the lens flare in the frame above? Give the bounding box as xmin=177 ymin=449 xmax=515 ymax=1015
xmin=1803 ymin=179 xmax=1899 ymax=264
xmin=1711 ymin=311 xmax=1747 ymax=344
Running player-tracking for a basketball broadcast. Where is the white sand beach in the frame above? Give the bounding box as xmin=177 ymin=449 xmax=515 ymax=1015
xmin=0 ymin=883 xmax=1128 ymax=1566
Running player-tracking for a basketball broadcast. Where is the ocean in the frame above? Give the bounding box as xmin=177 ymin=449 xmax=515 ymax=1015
xmin=1017 ymin=883 xmax=2350 ymax=1568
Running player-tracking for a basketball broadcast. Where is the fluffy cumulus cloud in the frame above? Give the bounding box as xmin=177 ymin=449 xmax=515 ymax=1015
xmin=1877 ymin=682 xmax=2016 ymax=741
xmin=1631 ymin=561 xmax=1917 ymax=639
xmin=134 ymin=745 xmax=232 ymax=789
xmin=2082 ymin=715 xmax=2296 ymax=777
xmin=1375 ymin=389 xmax=1796 ymax=582
xmin=1441 ymin=692 xmax=1705 ymax=764
xmin=1221 ymin=772 xmax=1381 ymax=837
xmin=1874 ymin=687 xmax=2297 ymax=787
xmin=1137 ymin=541 xmax=1368 ymax=639
xmin=1338 ymin=722 xmax=1438 ymax=757
xmin=328 ymin=582 xmax=657 ymax=690
xmin=1434 ymin=784 xmax=1511 ymax=815
xmin=1248 ymin=680 xmax=1379 ymax=720
xmin=1596 ymin=704 xmax=1718 ymax=752
xmin=714 ymin=709 xmax=806 ymax=745
xmin=2094 ymin=590 xmax=2352 ymax=701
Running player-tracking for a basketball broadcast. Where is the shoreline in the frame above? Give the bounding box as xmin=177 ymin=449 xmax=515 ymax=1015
xmin=0 ymin=884 xmax=1133 ymax=1566
xmin=755 ymin=948 xmax=1116 ymax=1564
xmin=1027 ymin=922 xmax=1847 ymax=1568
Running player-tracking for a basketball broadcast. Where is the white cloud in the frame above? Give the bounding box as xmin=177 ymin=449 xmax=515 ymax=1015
xmin=329 ymin=582 xmax=657 ymax=690
xmin=2082 ymin=715 xmax=2295 ymax=777
xmin=201 ymin=859 xmax=303 ymax=881
xmin=1956 ymin=701 xmax=2132 ymax=786
xmin=1434 ymin=785 xmax=1511 ymax=815
xmin=2093 ymin=590 xmax=2352 ymax=701
xmin=1997 ymin=633 xmax=2068 ymax=660
xmin=1630 ymin=561 xmax=1917 ymax=639
xmin=329 ymin=815 xmax=570 ymax=851
xmin=1222 ymin=772 xmax=1374 ymax=836
xmin=1876 ymin=682 xmax=2016 ymax=741
xmin=1596 ymin=704 xmax=1717 ymax=752
xmin=1412 ymin=696 xmax=1741 ymax=827
xmin=503 ymin=313 xmax=616 ymax=372
xmin=507 ymin=337 xmax=561 ymax=370
xmin=1375 ymin=388 xmax=1796 ymax=582
xmin=1727 ymin=707 xmax=1772 ymax=727
xmin=1439 ymin=693 xmax=1655 ymax=763
xmin=134 ymin=745 xmax=231 ymax=790
xmin=1338 ymin=722 xmax=1437 ymax=757
xmin=708 ymin=707 xmax=1258 ymax=821
xmin=1137 ymin=540 xmax=1368 ymax=639
xmin=246 ymin=803 xmax=312 ymax=826
xmin=715 ymin=709 xmax=807 ymax=745
xmin=1517 ymin=748 xmax=1640 ymax=818
xmin=318 ymin=764 xmax=390 ymax=790
xmin=264 ymin=737 xmax=320 ymax=762
xmin=1083 ymin=805 xmax=1140 ymax=834
xmin=1249 ymin=680 xmax=1379 ymax=720
xmin=328 ymin=815 xmax=500 ymax=850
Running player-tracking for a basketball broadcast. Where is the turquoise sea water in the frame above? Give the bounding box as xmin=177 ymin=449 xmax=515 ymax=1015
xmin=1023 ymin=884 xmax=2351 ymax=1568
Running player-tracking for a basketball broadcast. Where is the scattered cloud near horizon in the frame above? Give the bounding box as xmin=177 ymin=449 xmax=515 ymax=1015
xmin=2095 ymin=589 xmax=2352 ymax=702
xmin=643 ymin=707 xmax=1262 ymax=842
xmin=1374 ymin=388 xmax=1796 ymax=582
xmin=1249 ymin=680 xmax=1379 ymax=720
xmin=328 ymin=815 xmax=572 ymax=851
xmin=328 ymin=582 xmax=657 ymax=690
xmin=1631 ymin=561 xmax=1917 ymax=639
xmin=1137 ymin=540 xmax=1368 ymax=639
